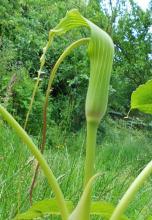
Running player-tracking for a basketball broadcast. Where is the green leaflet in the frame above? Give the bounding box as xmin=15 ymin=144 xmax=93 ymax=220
xmin=91 ymin=201 xmax=129 ymax=220
xmin=131 ymin=79 xmax=152 ymax=114
xmin=14 ymin=199 xmax=129 ymax=220
xmin=14 ymin=199 xmax=74 ymax=220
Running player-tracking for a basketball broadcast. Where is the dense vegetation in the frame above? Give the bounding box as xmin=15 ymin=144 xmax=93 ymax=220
xmin=1 ymin=0 xmax=151 ymax=132
xmin=0 ymin=0 xmax=152 ymax=219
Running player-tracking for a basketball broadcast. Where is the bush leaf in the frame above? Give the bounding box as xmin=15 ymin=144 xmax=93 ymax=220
xmin=131 ymin=79 xmax=152 ymax=114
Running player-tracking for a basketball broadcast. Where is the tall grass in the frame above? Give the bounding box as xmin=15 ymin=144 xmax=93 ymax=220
xmin=0 ymin=119 xmax=152 ymax=219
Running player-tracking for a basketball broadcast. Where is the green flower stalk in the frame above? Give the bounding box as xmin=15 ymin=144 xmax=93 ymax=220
xmin=27 ymin=9 xmax=114 ymax=220
xmin=83 ymin=19 xmax=114 ymax=220
xmin=84 ymin=21 xmax=114 ymax=186
xmin=43 ymin=9 xmax=114 ymax=186
xmin=48 ymin=8 xmax=114 ymax=220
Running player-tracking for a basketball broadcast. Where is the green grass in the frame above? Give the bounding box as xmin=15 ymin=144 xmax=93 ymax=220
xmin=0 ymin=118 xmax=152 ymax=220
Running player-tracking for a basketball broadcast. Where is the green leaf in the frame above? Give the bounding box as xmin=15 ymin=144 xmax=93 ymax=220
xmin=91 ymin=201 xmax=129 ymax=220
xmin=14 ymin=199 xmax=74 ymax=220
xmin=131 ymin=79 xmax=152 ymax=114
xmin=14 ymin=199 xmax=130 ymax=220
xmin=147 ymin=216 xmax=152 ymax=220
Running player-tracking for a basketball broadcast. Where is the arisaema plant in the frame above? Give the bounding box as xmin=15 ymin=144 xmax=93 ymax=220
xmin=0 ymin=9 xmax=152 ymax=220
xmin=0 ymin=10 xmax=114 ymax=220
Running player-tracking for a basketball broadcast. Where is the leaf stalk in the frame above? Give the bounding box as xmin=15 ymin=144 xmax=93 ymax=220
xmin=0 ymin=105 xmax=68 ymax=220
xmin=110 ymin=160 xmax=152 ymax=220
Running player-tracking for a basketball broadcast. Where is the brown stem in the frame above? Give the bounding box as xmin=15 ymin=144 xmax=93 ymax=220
xmin=29 ymin=162 xmax=39 ymax=205
xmin=29 ymin=99 xmax=48 ymax=204
xmin=29 ymin=38 xmax=89 ymax=204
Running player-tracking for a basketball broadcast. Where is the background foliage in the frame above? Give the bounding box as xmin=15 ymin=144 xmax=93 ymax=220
xmin=0 ymin=0 xmax=151 ymax=133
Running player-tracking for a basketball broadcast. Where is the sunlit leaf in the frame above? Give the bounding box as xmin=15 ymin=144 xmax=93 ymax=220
xmin=14 ymin=199 xmax=74 ymax=220
xmin=14 ymin=199 xmax=130 ymax=220
xmin=131 ymin=79 xmax=152 ymax=114
xmin=91 ymin=201 xmax=129 ymax=220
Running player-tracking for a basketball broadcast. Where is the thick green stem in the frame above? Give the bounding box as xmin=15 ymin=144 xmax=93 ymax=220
xmin=0 ymin=105 xmax=68 ymax=220
xmin=83 ymin=121 xmax=98 ymax=220
xmin=84 ymin=121 xmax=98 ymax=186
xmin=110 ymin=160 xmax=152 ymax=220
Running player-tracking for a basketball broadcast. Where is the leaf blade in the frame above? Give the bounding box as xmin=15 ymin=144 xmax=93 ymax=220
xmin=91 ymin=201 xmax=129 ymax=220
xmin=131 ymin=79 xmax=152 ymax=114
xmin=14 ymin=199 xmax=74 ymax=220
